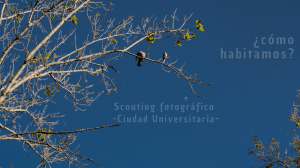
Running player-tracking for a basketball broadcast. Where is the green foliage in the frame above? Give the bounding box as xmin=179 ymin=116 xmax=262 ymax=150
xmin=41 ymin=161 xmax=46 ymax=168
xmin=35 ymin=128 xmax=51 ymax=143
xmin=296 ymin=120 xmax=300 ymax=128
xmin=30 ymin=53 xmax=49 ymax=63
xmin=135 ymin=25 xmax=141 ymax=31
xmin=10 ymin=6 xmax=15 ymax=11
xmin=175 ymin=40 xmax=182 ymax=46
xmin=30 ymin=56 xmax=37 ymax=63
xmin=184 ymin=31 xmax=195 ymax=40
xmin=38 ymin=54 xmax=43 ymax=62
xmin=146 ymin=32 xmax=154 ymax=43
xmin=107 ymin=38 xmax=117 ymax=43
xmin=71 ymin=15 xmax=78 ymax=25
xmin=45 ymin=85 xmax=50 ymax=96
xmin=196 ymin=20 xmax=204 ymax=31
xmin=184 ymin=32 xmax=190 ymax=40
xmin=171 ymin=15 xmax=179 ymax=21
xmin=15 ymin=15 xmax=20 ymax=23
xmin=44 ymin=85 xmax=58 ymax=96
xmin=196 ymin=19 xmax=201 ymax=24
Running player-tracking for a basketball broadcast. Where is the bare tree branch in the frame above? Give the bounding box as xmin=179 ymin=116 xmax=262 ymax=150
xmin=0 ymin=0 xmax=210 ymax=167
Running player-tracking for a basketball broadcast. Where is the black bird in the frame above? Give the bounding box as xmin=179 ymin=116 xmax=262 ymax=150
xmin=136 ymin=51 xmax=146 ymax=66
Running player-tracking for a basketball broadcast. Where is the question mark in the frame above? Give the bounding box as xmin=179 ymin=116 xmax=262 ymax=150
xmin=289 ymin=48 xmax=294 ymax=58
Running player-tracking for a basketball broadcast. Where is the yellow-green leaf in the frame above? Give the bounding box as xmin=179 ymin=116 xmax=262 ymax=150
xmin=184 ymin=32 xmax=190 ymax=40
xmin=71 ymin=15 xmax=78 ymax=25
xmin=41 ymin=161 xmax=46 ymax=168
xmin=196 ymin=23 xmax=204 ymax=31
xmin=136 ymin=25 xmax=141 ymax=31
xmin=15 ymin=16 xmax=20 ymax=23
xmin=176 ymin=40 xmax=182 ymax=46
xmin=196 ymin=20 xmax=202 ymax=24
xmin=146 ymin=33 xmax=155 ymax=43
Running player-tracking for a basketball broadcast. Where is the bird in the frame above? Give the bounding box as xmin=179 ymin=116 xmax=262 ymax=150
xmin=162 ymin=51 xmax=167 ymax=63
xmin=136 ymin=51 xmax=146 ymax=66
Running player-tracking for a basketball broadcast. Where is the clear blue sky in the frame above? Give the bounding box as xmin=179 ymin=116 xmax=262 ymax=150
xmin=1 ymin=0 xmax=300 ymax=167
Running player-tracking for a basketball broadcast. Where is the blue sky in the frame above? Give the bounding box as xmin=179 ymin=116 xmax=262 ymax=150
xmin=1 ymin=0 xmax=300 ymax=167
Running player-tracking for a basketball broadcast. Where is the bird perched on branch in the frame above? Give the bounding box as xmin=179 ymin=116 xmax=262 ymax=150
xmin=162 ymin=51 xmax=167 ymax=63
xmin=136 ymin=51 xmax=146 ymax=66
